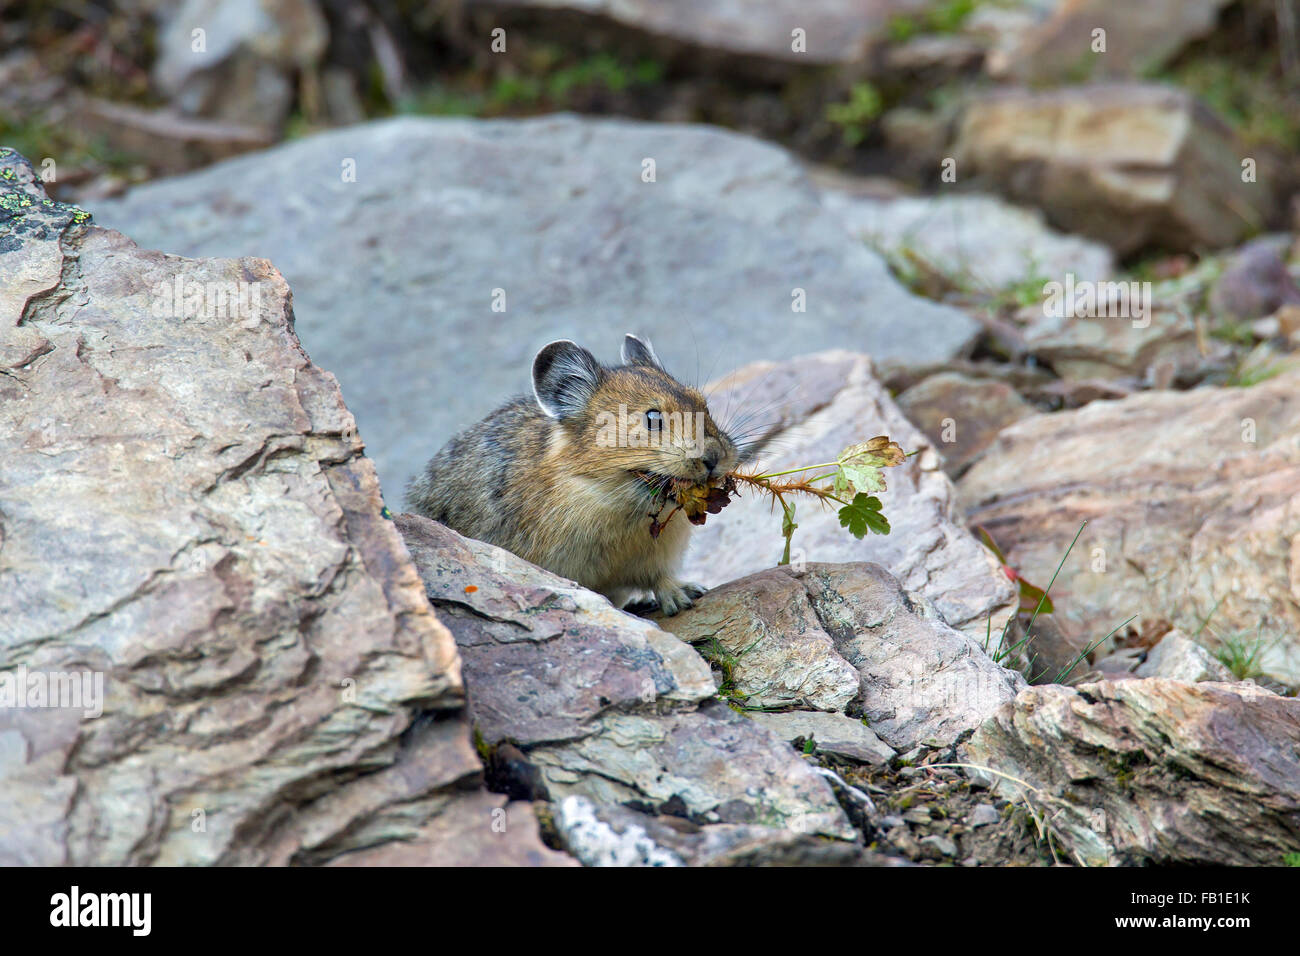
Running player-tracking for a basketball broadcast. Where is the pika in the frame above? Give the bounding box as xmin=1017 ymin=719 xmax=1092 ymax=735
xmin=405 ymin=334 xmax=740 ymax=614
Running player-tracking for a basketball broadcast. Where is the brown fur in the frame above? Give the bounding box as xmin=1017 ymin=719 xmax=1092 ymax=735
xmin=404 ymin=336 xmax=739 ymax=614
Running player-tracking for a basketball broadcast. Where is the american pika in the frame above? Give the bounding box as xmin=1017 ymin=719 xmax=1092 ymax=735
xmin=405 ymin=334 xmax=740 ymax=614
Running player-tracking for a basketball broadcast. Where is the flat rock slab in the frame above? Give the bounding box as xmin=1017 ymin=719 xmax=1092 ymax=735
xmin=394 ymin=512 xmax=716 ymax=747
xmin=681 ymin=351 xmax=1017 ymax=640
xmin=328 ymin=792 xmax=575 ymax=867
xmin=960 ymin=372 xmax=1300 ymax=685
xmin=0 ymin=149 xmax=477 ymax=866
xmin=821 ymin=191 xmax=1114 ymax=292
xmin=894 ymin=371 xmax=1035 ymax=477
xmin=396 ymin=514 xmax=855 ymax=840
xmin=661 ymin=563 xmax=1026 ymax=751
xmin=966 ymin=679 xmax=1300 ymax=866
xmin=89 ymin=115 xmax=980 ymax=500
xmin=462 ymin=0 xmax=933 ymax=66
xmin=749 ymin=710 xmax=895 ymax=766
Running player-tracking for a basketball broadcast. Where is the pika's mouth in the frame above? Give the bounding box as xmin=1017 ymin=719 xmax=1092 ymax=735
xmin=629 ymin=470 xmax=682 ymax=499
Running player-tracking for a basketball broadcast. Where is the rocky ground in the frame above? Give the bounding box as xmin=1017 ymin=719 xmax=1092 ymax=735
xmin=2 ymin=0 xmax=1300 ymax=867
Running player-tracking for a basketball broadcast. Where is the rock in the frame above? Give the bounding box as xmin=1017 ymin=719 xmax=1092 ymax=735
xmin=1210 ymin=235 xmax=1300 ymax=321
xmin=327 ymin=792 xmax=575 ymax=867
xmin=90 ymin=115 xmax=982 ymax=500
xmin=69 ymin=97 xmax=274 ymax=176
xmin=680 ymin=352 xmax=1017 ymax=641
xmin=553 ymin=795 xmax=893 ymax=867
xmin=462 ymin=0 xmax=926 ymax=66
xmin=393 ymin=514 xmax=715 ymax=743
xmin=820 ymin=191 xmax=1114 ymax=292
xmin=919 ymin=833 xmax=957 ymax=859
xmin=994 ymin=0 xmax=1233 ymax=85
xmin=656 ymin=569 xmax=862 ymax=713
xmin=395 ymin=514 xmax=856 ymax=841
xmin=968 ymin=804 xmax=999 ymax=828
xmin=152 ymin=0 xmax=328 ymax=130
xmin=749 ymin=711 xmax=896 ymax=766
xmin=1089 ymin=647 xmax=1149 ymax=679
xmin=0 ymin=149 xmax=509 ymax=867
xmin=1021 ymin=304 xmax=1209 ymax=383
xmin=1016 ymin=615 xmax=1095 ymax=685
xmin=894 ymin=371 xmax=1035 ymax=477
xmin=660 ymin=563 xmax=1026 ymax=751
xmin=1134 ymin=631 xmax=1234 ymax=683
xmin=960 ymin=372 xmax=1300 ymax=685
xmin=966 ymin=679 xmax=1300 ymax=866
xmin=954 ymin=84 xmax=1271 ymax=254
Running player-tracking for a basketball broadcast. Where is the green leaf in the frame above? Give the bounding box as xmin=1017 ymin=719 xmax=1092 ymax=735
xmin=835 ymin=437 xmax=905 ymax=495
xmin=838 ymin=462 xmax=886 ymax=495
xmin=838 ymin=493 xmax=890 ymax=538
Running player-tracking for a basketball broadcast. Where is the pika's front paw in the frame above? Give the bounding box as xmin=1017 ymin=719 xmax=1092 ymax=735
xmin=653 ymin=583 xmax=694 ymax=616
xmin=681 ymin=582 xmax=708 ymax=600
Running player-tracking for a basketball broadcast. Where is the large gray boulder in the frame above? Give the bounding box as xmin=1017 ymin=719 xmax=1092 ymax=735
xmin=0 ymin=148 xmax=568 ymax=867
xmin=89 ymin=115 xmax=981 ymax=500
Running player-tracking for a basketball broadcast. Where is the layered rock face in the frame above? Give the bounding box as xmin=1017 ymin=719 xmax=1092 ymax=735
xmin=960 ymin=372 xmax=1300 ymax=686
xmin=0 ymin=148 xmax=564 ymax=867
xmin=394 ymin=515 xmax=857 ymax=844
xmin=954 ymin=84 xmax=1272 ymax=254
xmin=967 ymin=679 xmax=1300 ymax=867
xmin=658 ymin=562 xmax=1027 ymax=752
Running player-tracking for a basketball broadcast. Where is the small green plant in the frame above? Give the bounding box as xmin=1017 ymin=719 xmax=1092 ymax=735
xmin=641 ymin=437 xmax=908 ymax=566
xmin=1214 ymin=628 xmax=1275 ymax=681
xmin=825 ymin=83 xmax=883 ymax=146
xmin=1284 ymin=852 xmax=1300 ymax=867
xmin=1226 ymin=355 xmax=1286 ymax=388
xmin=887 ymin=0 xmax=982 ymax=43
xmin=734 ymin=437 xmax=907 ymax=565
xmin=978 ymin=521 xmax=1135 ymax=683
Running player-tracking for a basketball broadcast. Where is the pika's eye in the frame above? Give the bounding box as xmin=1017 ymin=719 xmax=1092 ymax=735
xmin=645 ymin=409 xmax=663 ymax=431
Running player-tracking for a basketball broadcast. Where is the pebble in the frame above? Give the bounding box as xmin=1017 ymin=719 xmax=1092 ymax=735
xmin=970 ymin=804 xmax=1000 ymax=828
xmin=920 ymin=834 xmax=958 ymax=858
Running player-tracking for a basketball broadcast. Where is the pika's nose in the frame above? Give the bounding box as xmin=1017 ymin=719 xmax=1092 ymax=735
xmin=702 ymin=450 xmax=720 ymax=475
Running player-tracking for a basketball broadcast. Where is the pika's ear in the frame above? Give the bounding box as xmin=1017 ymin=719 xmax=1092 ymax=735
xmin=533 ymin=340 xmax=602 ymax=419
xmin=621 ymin=333 xmax=663 ymax=369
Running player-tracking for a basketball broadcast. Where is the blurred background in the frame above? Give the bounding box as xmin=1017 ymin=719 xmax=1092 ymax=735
xmin=3 ymin=0 xmax=1297 ymax=224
